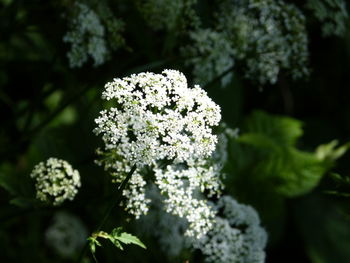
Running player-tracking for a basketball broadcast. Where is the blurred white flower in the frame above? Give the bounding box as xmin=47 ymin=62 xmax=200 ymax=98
xmin=63 ymin=2 xmax=108 ymax=68
xmin=30 ymin=158 xmax=81 ymax=206
xmin=184 ymin=0 xmax=309 ymax=86
xmin=193 ymin=195 xmax=268 ymax=263
xmin=306 ymin=0 xmax=348 ymax=37
xmin=46 ymin=211 xmax=87 ymax=258
xmin=63 ymin=2 xmax=125 ymax=68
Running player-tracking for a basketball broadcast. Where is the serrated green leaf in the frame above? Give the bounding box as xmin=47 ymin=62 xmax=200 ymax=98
xmin=111 ymin=228 xmax=147 ymax=249
xmin=87 ymin=227 xmax=146 ymax=256
xmin=117 ymin=232 xmax=146 ymax=249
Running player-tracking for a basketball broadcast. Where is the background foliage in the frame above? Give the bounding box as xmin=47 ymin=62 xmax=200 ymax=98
xmin=1 ymin=0 xmax=350 ymax=262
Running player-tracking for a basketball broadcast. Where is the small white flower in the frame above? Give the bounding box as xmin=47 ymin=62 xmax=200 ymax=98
xmin=30 ymin=158 xmax=81 ymax=206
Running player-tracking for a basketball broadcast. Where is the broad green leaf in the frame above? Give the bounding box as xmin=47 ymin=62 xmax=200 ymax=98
xmin=273 ymin=149 xmax=327 ymax=197
xmin=244 ymin=110 xmax=303 ymax=147
xmin=224 ymin=111 xmax=331 ymax=199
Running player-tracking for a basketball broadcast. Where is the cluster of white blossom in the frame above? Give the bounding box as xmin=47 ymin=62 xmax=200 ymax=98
xmin=94 ymin=69 xmax=221 ymax=167
xmin=154 ymin=160 xmax=223 ymax=237
xmin=46 ymin=211 xmax=87 ymax=258
xmin=30 ymin=158 xmax=81 ymax=206
xmin=137 ymin=185 xmax=190 ymax=257
xmin=63 ymin=2 xmax=124 ymax=68
xmin=94 ymin=70 xmax=222 ymax=237
xmin=306 ymin=0 xmax=348 ymax=37
xmin=134 ymin=0 xmax=199 ymax=31
xmin=95 ymin=149 xmax=150 ymax=219
xmin=138 ymin=194 xmax=267 ymax=263
xmin=193 ymin=196 xmax=267 ymax=263
xmin=184 ymin=29 xmax=235 ymax=87
xmin=184 ymin=0 xmax=309 ymax=86
xmin=120 ymin=169 xmax=151 ymax=218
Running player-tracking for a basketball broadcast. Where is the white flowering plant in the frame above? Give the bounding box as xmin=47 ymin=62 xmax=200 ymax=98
xmin=94 ymin=69 xmax=222 ymax=238
xmin=3 ymin=1 xmax=350 ymax=262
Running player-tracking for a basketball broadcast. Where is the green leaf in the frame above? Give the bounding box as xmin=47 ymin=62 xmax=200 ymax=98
xmin=273 ymin=149 xmax=327 ymax=197
xmin=244 ymin=110 xmax=303 ymax=147
xmin=111 ymin=227 xmax=147 ymax=249
xmin=316 ymin=140 xmax=350 ymax=162
xmin=87 ymin=236 xmax=102 ymax=254
xmin=238 ymin=133 xmax=281 ymax=152
xmin=87 ymin=227 xmax=146 ymax=256
xmin=226 ymin=111 xmax=329 ymax=198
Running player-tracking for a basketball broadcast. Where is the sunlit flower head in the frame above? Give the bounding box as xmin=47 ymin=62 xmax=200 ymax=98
xmin=30 ymin=158 xmax=81 ymax=206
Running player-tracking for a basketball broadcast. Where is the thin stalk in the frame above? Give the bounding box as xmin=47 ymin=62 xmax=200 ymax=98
xmin=76 ymin=164 xmax=137 ymax=263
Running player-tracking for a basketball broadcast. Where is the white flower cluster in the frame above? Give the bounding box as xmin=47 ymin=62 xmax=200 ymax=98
xmin=137 ymin=194 xmax=267 ymax=263
xmin=63 ymin=2 xmax=124 ymax=68
xmin=94 ymin=69 xmax=221 ymax=167
xmin=137 ymin=185 xmax=190 ymax=257
xmin=94 ymin=70 xmax=222 ymax=237
xmin=154 ymin=160 xmax=223 ymax=237
xmin=184 ymin=0 xmax=309 ymax=85
xmin=184 ymin=29 xmax=235 ymax=87
xmin=30 ymin=158 xmax=81 ymax=206
xmin=193 ymin=196 xmax=267 ymax=263
xmin=46 ymin=211 xmax=87 ymax=258
xmin=306 ymin=0 xmax=348 ymax=37
xmin=121 ymin=169 xmax=151 ymax=218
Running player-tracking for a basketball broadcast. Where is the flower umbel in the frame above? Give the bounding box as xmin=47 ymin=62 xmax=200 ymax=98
xmin=94 ymin=70 xmax=222 ymax=237
xmin=94 ymin=69 xmax=221 ymax=167
xmin=30 ymin=158 xmax=81 ymax=206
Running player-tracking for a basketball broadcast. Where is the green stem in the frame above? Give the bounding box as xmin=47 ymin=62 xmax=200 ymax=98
xmin=76 ymin=164 xmax=137 ymax=263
